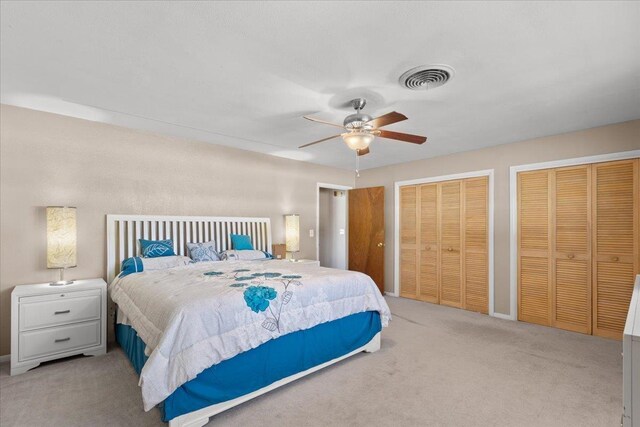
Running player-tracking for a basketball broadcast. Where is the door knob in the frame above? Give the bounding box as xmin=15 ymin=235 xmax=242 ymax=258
xmin=377 ymin=242 xmax=385 ymax=248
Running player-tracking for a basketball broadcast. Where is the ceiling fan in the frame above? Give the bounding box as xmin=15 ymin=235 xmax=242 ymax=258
xmin=299 ymin=98 xmax=427 ymax=156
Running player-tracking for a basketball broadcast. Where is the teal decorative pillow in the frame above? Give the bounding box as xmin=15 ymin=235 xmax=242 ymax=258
xmin=230 ymin=234 xmax=254 ymax=250
xmin=139 ymin=239 xmax=176 ymax=258
xmin=120 ymin=257 xmax=144 ymax=277
xmin=187 ymin=241 xmax=221 ymax=262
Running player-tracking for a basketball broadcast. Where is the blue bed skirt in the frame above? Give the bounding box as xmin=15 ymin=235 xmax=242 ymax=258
xmin=116 ymin=311 xmax=381 ymax=422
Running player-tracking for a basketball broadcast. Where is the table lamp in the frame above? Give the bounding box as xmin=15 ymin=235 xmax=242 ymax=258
xmin=284 ymin=214 xmax=300 ymax=261
xmin=47 ymin=206 xmax=77 ymax=286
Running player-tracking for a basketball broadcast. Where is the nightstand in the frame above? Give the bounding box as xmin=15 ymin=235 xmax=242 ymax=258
xmin=271 ymin=244 xmax=287 ymax=260
xmin=11 ymin=278 xmax=107 ymax=376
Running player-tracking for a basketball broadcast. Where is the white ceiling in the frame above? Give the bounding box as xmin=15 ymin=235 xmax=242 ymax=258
xmin=2 ymin=1 xmax=639 ymax=170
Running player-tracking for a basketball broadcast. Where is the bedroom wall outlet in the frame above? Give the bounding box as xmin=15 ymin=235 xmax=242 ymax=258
xmin=309 ymin=229 xmax=315 ymax=238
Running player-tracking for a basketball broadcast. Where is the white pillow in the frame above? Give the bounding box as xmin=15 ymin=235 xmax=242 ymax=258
xmin=221 ymin=250 xmax=272 ymax=261
xmin=119 ymin=255 xmax=193 ymax=278
xmin=143 ymin=255 xmax=193 ymax=270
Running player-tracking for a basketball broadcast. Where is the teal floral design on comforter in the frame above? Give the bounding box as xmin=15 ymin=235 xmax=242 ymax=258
xmin=243 ymin=274 xmax=303 ymax=332
xmin=202 ymin=267 xmax=304 ymax=332
xmin=243 ymin=286 xmax=277 ymax=313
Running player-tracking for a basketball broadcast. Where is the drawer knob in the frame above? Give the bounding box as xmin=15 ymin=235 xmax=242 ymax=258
xmin=567 ymin=254 xmax=575 ymax=259
xmin=612 ymin=256 xmax=619 ymax=262
xmin=54 ymin=310 xmax=70 ymax=315
xmin=54 ymin=337 xmax=71 ymax=343
xmin=448 ymin=247 xmax=453 ymax=252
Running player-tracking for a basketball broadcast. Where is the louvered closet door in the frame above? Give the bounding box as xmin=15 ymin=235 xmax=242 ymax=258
xmin=518 ymin=170 xmax=551 ymax=326
xmin=464 ymin=177 xmax=489 ymax=313
xmin=400 ymin=186 xmax=418 ymax=299
xmin=439 ymin=180 xmax=462 ymax=308
xmin=553 ymin=166 xmax=591 ymax=333
xmin=592 ymin=159 xmax=639 ymax=339
xmin=419 ymin=184 xmax=439 ymax=303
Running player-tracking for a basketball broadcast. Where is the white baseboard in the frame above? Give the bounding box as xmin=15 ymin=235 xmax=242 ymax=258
xmin=384 ymin=291 xmax=399 ymax=297
xmin=492 ymin=312 xmax=516 ymax=321
xmin=0 ymin=354 xmax=10 ymax=363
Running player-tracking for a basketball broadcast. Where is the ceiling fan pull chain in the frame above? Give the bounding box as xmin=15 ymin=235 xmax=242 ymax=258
xmin=355 ymin=150 xmax=360 ymax=177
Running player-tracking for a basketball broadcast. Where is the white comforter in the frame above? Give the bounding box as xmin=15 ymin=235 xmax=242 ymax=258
xmin=108 ymin=259 xmax=391 ymax=410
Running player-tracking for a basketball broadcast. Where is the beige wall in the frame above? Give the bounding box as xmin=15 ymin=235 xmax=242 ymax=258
xmin=0 ymin=105 xmax=354 ymax=355
xmin=356 ymin=120 xmax=640 ymax=316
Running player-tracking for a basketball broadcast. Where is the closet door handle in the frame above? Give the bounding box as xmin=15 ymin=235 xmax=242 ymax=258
xmin=612 ymin=256 xmax=619 ymax=262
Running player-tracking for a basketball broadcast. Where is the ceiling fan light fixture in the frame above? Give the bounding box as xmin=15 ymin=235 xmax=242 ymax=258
xmin=342 ymin=131 xmax=374 ymax=151
xmin=343 ymin=113 xmax=373 ymax=130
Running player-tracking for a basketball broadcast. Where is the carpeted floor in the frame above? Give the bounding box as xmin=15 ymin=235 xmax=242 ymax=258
xmin=0 ymin=296 xmax=623 ymax=426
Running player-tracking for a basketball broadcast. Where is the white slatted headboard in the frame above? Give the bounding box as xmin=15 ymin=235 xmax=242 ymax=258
xmin=106 ymin=215 xmax=272 ymax=283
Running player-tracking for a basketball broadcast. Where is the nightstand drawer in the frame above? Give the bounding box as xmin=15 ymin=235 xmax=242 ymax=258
xmin=19 ymin=320 xmax=101 ymax=361
xmin=19 ymin=292 xmax=101 ymax=331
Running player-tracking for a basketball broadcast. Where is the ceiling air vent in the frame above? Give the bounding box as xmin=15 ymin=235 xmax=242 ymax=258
xmin=399 ymin=65 xmax=455 ymax=90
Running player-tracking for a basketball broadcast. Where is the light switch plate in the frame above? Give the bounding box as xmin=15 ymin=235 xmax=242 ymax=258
xmin=309 ymin=229 xmax=315 ymax=238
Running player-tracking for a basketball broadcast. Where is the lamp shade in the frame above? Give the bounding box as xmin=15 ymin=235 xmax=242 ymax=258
xmin=342 ymin=131 xmax=374 ymax=151
xmin=285 ymin=214 xmax=300 ymax=253
xmin=46 ymin=207 xmax=77 ymax=269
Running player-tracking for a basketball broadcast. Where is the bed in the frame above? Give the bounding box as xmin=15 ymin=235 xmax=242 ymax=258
xmin=106 ymin=215 xmax=390 ymax=427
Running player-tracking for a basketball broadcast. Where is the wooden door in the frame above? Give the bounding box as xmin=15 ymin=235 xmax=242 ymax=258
xmin=592 ymin=159 xmax=639 ymax=339
xmin=349 ymin=186 xmax=385 ymax=294
xmin=439 ymin=180 xmax=462 ymax=308
xmin=398 ymin=177 xmax=488 ymax=311
xmin=553 ymin=166 xmax=591 ymax=333
xmin=419 ymin=184 xmax=439 ymax=303
xmin=463 ymin=177 xmax=489 ymax=313
xmin=518 ymin=170 xmax=551 ymax=326
xmin=399 ymin=186 xmax=418 ymax=298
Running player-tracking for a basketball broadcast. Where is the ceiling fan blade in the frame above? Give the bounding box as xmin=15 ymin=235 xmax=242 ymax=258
xmin=303 ymin=116 xmax=345 ymax=129
xmin=299 ymin=134 xmax=342 ymax=148
xmin=378 ymin=130 xmax=427 ymax=144
xmin=357 ymin=147 xmax=370 ymax=156
xmin=367 ymin=111 xmax=408 ymax=128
